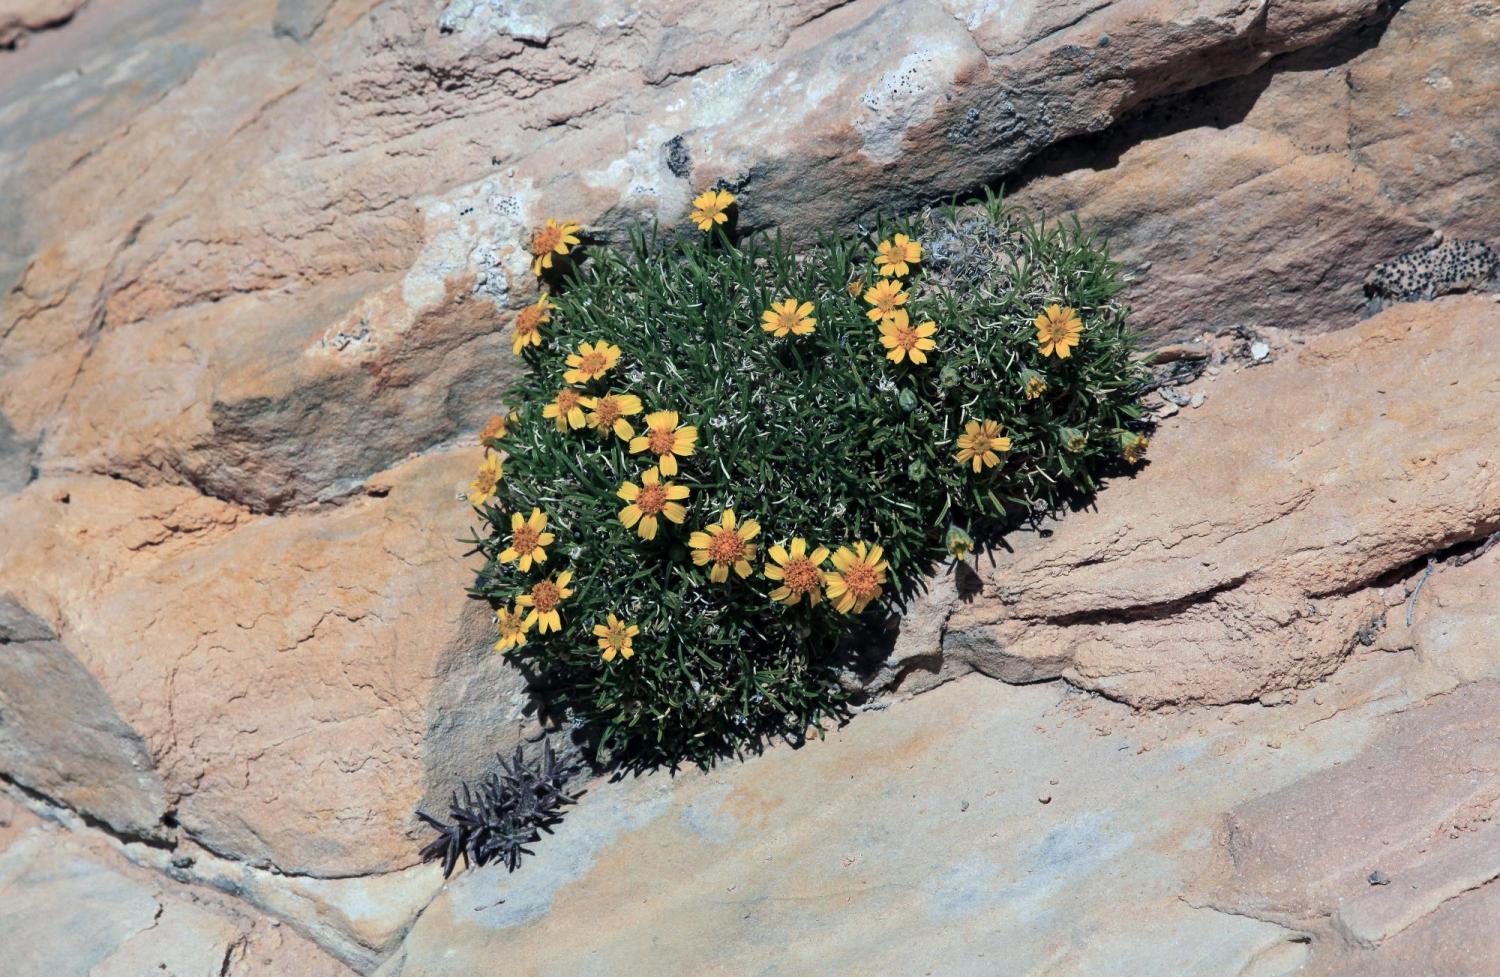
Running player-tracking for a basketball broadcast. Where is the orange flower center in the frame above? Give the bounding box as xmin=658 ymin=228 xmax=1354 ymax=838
xmin=968 ymin=432 xmax=996 ymax=453
xmin=892 ymin=322 xmax=918 ymax=349
xmin=707 ymin=530 xmax=747 ymax=565
xmin=531 ymin=581 xmax=561 ymax=613
xmin=774 ymin=310 xmax=798 ymax=330
xmin=577 ymin=351 xmax=607 ymax=376
xmin=603 ymin=624 xmax=629 ymax=646
xmin=556 ymin=389 xmax=581 ymax=412
xmin=532 ymin=226 xmax=561 ymax=254
xmin=647 ymin=426 xmax=677 ymax=455
xmin=481 ymin=416 xmax=506 ymax=439
xmin=841 ymin=561 xmax=880 ymax=600
xmin=593 ymin=397 xmax=621 ymax=425
xmin=499 ymin=615 xmax=523 ymax=636
xmin=516 ymin=307 xmax=541 ymax=335
xmin=512 ymin=525 xmax=540 ymax=553
xmin=636 ymin=482 xmax=668 ymax=515
xmin=783 ymin=557 xmax=821 ymax=593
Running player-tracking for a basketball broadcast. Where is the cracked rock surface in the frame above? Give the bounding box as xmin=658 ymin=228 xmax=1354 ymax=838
xmin=2 ymin=0 xmax=1498 ymax=972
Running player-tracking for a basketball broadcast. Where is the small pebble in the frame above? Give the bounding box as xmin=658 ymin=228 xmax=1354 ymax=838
xmin=1250 ymin=341 xmax=1270 ymax=361
xmin=1038 ymin=794 xmax=1052 ymax=805
xmin=1368 ymin=870 xmax=1391 ymax=886
xmin=1190 ymin=393 xmax=1206 ymax=408
xmin=171 ymin=853 xmax=194 ymax=869
xmin=960 ymin=800 xmax=969 ymax=812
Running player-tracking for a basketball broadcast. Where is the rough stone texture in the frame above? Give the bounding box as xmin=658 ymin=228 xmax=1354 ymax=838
xmin=0 ymin=803 xmax=357 ymax=977
xmin=0 ymin=0 xmax=85 ymax=47
xmin=1007 ymin=0 xmax=1500 ymax=339
xmin=938 ymin=294 xmax=1500 ymax=708
xmin=378 ymin=597 xmax=1500 ymax=975
xmin=2 ymin=0 xmax=1499 ymax=972
xmin=0 ymin=449 xmax=537 ymax=880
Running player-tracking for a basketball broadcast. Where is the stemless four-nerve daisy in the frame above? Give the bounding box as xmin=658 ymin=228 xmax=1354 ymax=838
xmin=617 ymin=466 xmax=690 ymax=541
xmin=629 ymin=411 xmax=698 ymax=475
xmin=1123 ymin=433 xmax=1150 ymax=465
xmin=481 ymin=414 xmax=508 ymax=442
xmin=468 ymin=455 xmax=503 ymax=506
xmin=515 ymin=571 xmax=574 ymax=634
xmin=512 ymin=294 xmax=553 ymax=354
xmin=1035 ymin=304 xmax=1084 ymax=359
xmin=826 ymin=541 xmax=889 ymax=615
xmin=499 ymin=507 xmax=555 ymax=572
xmin=690 ymin=189 xmax=736 ymax=231
xmin=493 ymin=605 xmax=532 ymax=653
xmin=594 ymin=614 xmax=640 ymax=662
xmin=543 ymin=387 xmax=592 ymax=432
xmin=764 ymin=538 xmax=830 ymax=607
xmin=1023 ymin=371 xmax=1048 ymax=400
xmin=563 ymin=340 xmax=622 ymax=385
xmin=689 ymin=509 xmax=761 ymax=583
xmin=878 ymin=310 xmax=937 ymax=365
xmin=760 ymin=298 xmax=817 ymax=338
xmin=954 ymin=419 xmax=1012 ymax=473
xmin=585 ymin=392 xmax=643 ymax=441
xmin=531 ymin=219 xmax=582 ymax=276
xmin=874 ymin=234 xmax=922 ymax=278
xmin=863 ymin=278 xmax=908 ymax=322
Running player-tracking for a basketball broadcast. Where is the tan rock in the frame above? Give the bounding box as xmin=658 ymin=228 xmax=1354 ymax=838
xmin=0 ymin=447 xmax=535 ymax=877
xmin=942 ymin=295 xmax=1500 ymax=707
xmin=1009 ymin=0 xmax=1500 ymax=341
xmin=0 ymin=0 xmax=84 ymax=47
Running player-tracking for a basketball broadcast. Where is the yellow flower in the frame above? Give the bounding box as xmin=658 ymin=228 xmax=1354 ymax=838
xmin=690 ymin=189 xmax=735 ymax=231
xmin=531 ymin=220 xmax=582 ymax=276
xmin=480 ymin=414 xmax=508 ymax=443
xmin=585 ymin=392 xmax=643 ymax=440
xmin=514 ymin=571 xmax=574 ymax=634
xmin=499 ymin=507 xmax=555 ymax=572
xmin=542 ymin=387 xmax=594 ymax=432
xmin=760 ymin=298 xmax=816 ymax=338
xmin=617 ymin=466 xmax=690 ymax=540
xmin=468 ymin=455 xmax=503 ymax=506
xmin=563 ymin=340 xmax=622 ymax=385
xmin=846 ymin=276 xmax=866 ymax=298
xmin=688 ymin=509 xmax=761 ymax=583
xmin=628 ymin=410 xmax=698 ymax=476
xmin=764 ymin=537 xmax=829 ymax=607
xmin=954 ymin=419 xmax=1012 ymax=473
xmin=877 ymin=310 xmax=937 ymax=365
xmin=1062 ymin=427 xmax=1087 ymax=453
xmin=874 ymin=234 xmax=922 ymax=278
xmin=1023 ymin=371 xmax=1048 ymax=400
xmin=1035 ymin=304 xmax=1084 ymax=359
xmin=594 ymin=614 xmax=640 ymax=662
xmin=1123 ymin=433 xmax=1149 ymax=465
xmin=493 ymin=605 xmax=532 ymax=653
xmin=512 ymin=294 xmax=553 ymax=354
xmin=946 ymin=526 xmax=974 ymax=561
xmin=826 ymin=541 xmax=889 ymax=615
xmin=863 ymin=279 xmax=908 ymax=322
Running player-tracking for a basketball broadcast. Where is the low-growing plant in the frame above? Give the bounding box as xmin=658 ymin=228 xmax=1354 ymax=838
xmin=416 ymin=742 xmax=579 ymax=876
xmin=465 ymin=190 xmax=1150 ymax=770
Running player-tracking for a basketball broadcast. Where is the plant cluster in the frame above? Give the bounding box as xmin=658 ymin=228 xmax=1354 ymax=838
xmin=416 ymin=742 xmax=579 ymax=876
xmin=463 ymin=189 xmax=1150 ymax=770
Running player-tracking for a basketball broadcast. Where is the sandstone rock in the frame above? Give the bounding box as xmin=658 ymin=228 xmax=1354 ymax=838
xmin=378 ymin=632 xmax=1500 ymax=976
xmin=0 ymin=0 xmax=85 ymax=48
xmin=1008 ymin=0 xmax=1500 ymax=340
xmin=1 ymin=0 xmax=1395 ymax=511
xmin=941 ymin=295 xmax=1500 ymax=708
xmin=0 ymin=828 xmax=238 ymax=977
xmin=0 ymin=447 xmax=536 ymax=878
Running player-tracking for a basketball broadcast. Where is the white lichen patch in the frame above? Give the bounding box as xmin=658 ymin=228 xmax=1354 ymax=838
xmin=688 ymin=60 xmax=774 ymax=130
xmin=582 ymin=129 xmax=692 ymax=226
xmin=437 ymin=0 xmax=552 ymax=43
xmin=403 ymin=177 xmax=537 ymax=315
xmin=854 ymin=40 xmax=968 ymax=164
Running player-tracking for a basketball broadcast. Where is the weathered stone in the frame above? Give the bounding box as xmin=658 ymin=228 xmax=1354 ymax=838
xmin=0 ymin=448 xmax=535 ymax=877
xmin=942 ymin=295 xmax=1500 ymax=708
xmin=1008 ymin=0 xmax=1500 ymax=340
xmin=0 ymin=0 xmax=85 ymax=48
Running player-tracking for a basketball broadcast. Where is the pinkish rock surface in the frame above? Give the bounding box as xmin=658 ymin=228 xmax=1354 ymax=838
xmin=2 ymin=0 xmax=1498 ymax=972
